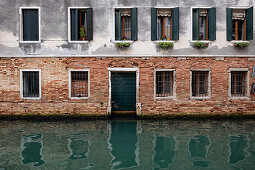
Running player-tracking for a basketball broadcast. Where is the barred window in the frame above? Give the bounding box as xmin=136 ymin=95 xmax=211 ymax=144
xmin=192 ymin=71 xmax=209 ymax=97
xmin=231 ymin=71 xmax=247 ymax=97
xmin=22 ymin=71 xmax=40 ymax=98
xmin=71 ymin=71 xmax=88 ymax=98
xmin=156 ymin=71 xmax=174 ymax=97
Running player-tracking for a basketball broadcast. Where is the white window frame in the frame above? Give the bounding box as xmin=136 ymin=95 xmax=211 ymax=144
xmin=229 ymin=6 xmax=252 ymax=43
xmin=190 ymin=6 xmax=213 ymax=43
xmin=20 ymin=69 xmax=42 ymax=100
xmin=68 ymin=7 xmax=90 ymax=43
xmin=190 ymin=68 xmax=211 ymax=99
xmin=69 ymin=68 xmax=90 ymax=99
xmin=112 ymin=7 xmax=136 ymax=43
xmin=228 ymin=68 xmax=250 ymax=99
xmin=154 ymin=69 xmax=176 ymax=100
xmin=19 ymin=7 xmax=41 ymax=43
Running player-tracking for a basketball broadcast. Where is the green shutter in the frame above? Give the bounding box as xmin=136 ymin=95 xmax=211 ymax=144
xmin=23 ymin=9 xmax=39 ymax=41
xmin=172 ymin=7 xmax=179 ymax=40
xmin=151 ymin=8 xmax=157 ymax=40
xmin=192 ymin=8 xmax=199 ymax=40
xmin=226 ymin=8 xmax=232 ymax=41
xmin=246 ymin=7 xmax=253 ymax=40
xmin=71 ymin=9 xmax=79 ymax=41
xmin=87 ymin=8 xmax=93 ymax=41
xmin=115 ymin=9 xmax=122 ymax=40
xmin=208 ymin=8 xmax=216 ymax=40
xmin=131 ymin=8 xmax=138 ymax=41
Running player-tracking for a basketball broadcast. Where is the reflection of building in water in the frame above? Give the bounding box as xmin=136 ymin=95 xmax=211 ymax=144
xmin=21 ymin=134 xmax=45 ymax=167
xmin=153 ymin=136 xmax=176 ymax=169
xmin=228 ymin=135 xmax=248 ymax=164
xmin=108 ymin=121 xmax=140 ymax=169
xmin=68 ymin=134 xmax=89 ymax=160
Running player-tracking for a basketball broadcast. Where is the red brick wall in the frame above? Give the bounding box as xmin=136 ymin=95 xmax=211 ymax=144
xmin=0 ymin=57 xmax=254 ymax=116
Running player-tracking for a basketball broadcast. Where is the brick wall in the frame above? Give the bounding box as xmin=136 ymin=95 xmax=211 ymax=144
xmin=0 ymin=57 xmax=255 ymax=116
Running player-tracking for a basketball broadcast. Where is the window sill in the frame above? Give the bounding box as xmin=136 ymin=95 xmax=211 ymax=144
xmin=68 ymin=41 xmax=89 ymax=44
xmin=21 ymin=97 xmax=41 ymax=100
xmin=70 ymin=97 xmax=89 ymax=100
xmin=19 ymin=41 xmax=41 ymax=44
xmin=154 ymin=40 xmax=176 ymax=43
xmin=228 ymin=97 xmax=250 ymax=100
xmin=231 ymin=40 xmax=250 ymax=43
xmin=114 ymin=40 xmax=134 ymax=43
xmin=155 ymin=96 xmax=176 ymax=100
xmin=191 ymin=40 xmax=212 ymax=43
xmin=190 ymin=96 xmax=211 ymax=100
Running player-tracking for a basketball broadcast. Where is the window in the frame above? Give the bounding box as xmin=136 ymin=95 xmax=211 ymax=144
xmin=20 ymin=8 xmax=40 ymax=42
xmin=115 ymin=8 xmax=137 ymax=41
xmin=192 ymin=8 xmax=216 ymax=41
xmin=151 ymin=8 xmax=179 ymax=41
xmin=227 ymin=7 xmax=253 ymax=41
xmin=156 ymin=71 xmax=174 ymax=97
xmin=69 ymin=8 xmax=93 ymax=41
xmin=20 ymin=70 xmax=41 ymax=99
xmin=231 ymin=71 xmax=248 ymax=97
xmin=69 ymin=70 xmax=90 ymax=98
xmin=191 ymin=71 xmax=209 ymax=97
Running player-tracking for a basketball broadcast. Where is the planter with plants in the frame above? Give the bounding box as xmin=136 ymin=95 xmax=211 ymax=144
xmin=193 ymin=41 xmax=208 ymax=49
xmin=233 ymin=42 xmax=250 ymax=48
xmin=80 ymin=27 xmax=86 ymax=40
xmin=158 ymin=42 xmax=174 ymax=49
xmin=115 ymin=42 xmax=131 ymax=48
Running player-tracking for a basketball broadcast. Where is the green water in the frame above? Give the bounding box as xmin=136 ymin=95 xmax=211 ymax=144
xmin=0 ymin=119 xmax=254 ymax=170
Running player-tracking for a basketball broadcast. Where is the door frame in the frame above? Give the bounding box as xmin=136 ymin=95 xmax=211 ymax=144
xmin=107 ymin=68 xmax=139 ymax=116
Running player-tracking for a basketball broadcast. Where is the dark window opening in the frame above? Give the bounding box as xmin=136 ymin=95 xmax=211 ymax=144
xmin=192 ymin=71 xmax=209 ymax=97
xmin=71 ymin=71 xmax=88 ymax=97
xmin=231 ymin=71 xmax=247 ymax=97
xmin=156 ymin=71 xmax=174 ymax=97
xmin=22 ymin=71 xmax=39 ymax=98
xmin=22 ymin=9 xmax=39 ymax=41
xmin=71 ymin=9 xmax=88 ymax=41
xmin=157 ymin=9 xmax=172 ymax=40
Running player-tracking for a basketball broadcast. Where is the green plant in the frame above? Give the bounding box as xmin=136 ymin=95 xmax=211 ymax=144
xmin=233 ymin=42 xmax=250 ymax=48
xmin=115 ymin=42 xmax=131 ymax=48
xmin=158 ymin=42 xmax=174 ymax=49
xmin=80 ymin=27 xmax=86 ymax=39
xmin=193 ymin=41 xmax=208 ymax=48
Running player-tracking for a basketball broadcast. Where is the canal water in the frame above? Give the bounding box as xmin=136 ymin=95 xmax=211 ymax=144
xmin=0 ymin=119 xmax=254 ymax=170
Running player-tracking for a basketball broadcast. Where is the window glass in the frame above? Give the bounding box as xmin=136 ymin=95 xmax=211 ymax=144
xmin=231 ymin=71 xmax=247 ymax=97
xmin=71 ymin=71 xmax=88 ymax=97
xmin=71 ymin=9 xmax=88 ymax=41
xmin=156 ymin=71 xmax=174 ymax=97
xmin=192 ymin=71 xmax=209 ymax=97
xmin=232 ymin=9 xmax=246 ymax=40
xmin=121 ymin=9 xmax=131 ymax=40
xmin=22 ymin=9 xmax=39 ymax=41
xmin=22 ymin=71 xmax=39 ymax=97
xmin=157 ymin=9 xmax=172 ymax=40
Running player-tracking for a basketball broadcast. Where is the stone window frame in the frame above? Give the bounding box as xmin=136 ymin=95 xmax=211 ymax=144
xmin=19 ymin=7 xmax=41 ymax=43
xmin=228 ymin=68 xmax=250 ymax=99
xmin=20 ymin=69 xmax=42 ymax=100
xmin=154 ymin=69 xmax=176 ymax=100
xmin=190 ymin=68 xmax=211 ymax=99
xmin=67 ymin=7 xmax=90 ymax=43
xmin=68 ymin=68 xmax=90 ymax=99
xmin=190 ymin=6 xmax=212 ymax=43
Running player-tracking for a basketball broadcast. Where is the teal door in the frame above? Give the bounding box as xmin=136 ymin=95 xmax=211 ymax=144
xmin=111 ymin=72 xmax=136 ymax=113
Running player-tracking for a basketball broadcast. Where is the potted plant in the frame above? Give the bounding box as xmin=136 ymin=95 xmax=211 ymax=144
xmin=160 ymin=35 xmax=167 ymax=40
xmin=122 ymin=35 xmax=127 ymax=40
xmin=193 ymin=41 xmax=208 ymax=49
xmin=80 ymin=27 xmax=86 ymax=40
xmin=115 ymin=42 xmax=131 ymax=48
xmin=233 ymin=42 xmax=250 ymax=48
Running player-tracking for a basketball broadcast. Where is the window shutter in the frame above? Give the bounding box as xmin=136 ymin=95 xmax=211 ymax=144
xmin=246 ymin=7 xmax=253 ymax=40
xmin=151 ymin=8 xmax=157 ymax=40
xmin=71 ymin=9 xmax=79 ymax=41
xmin=131 ymin=8 xmax=138 ymax=41
xmin=23 ymin=9 xmax=39 ymax=41
xmin=115 ymin=9 xmax=122 ymax=40
xmin=226 ymin=8 xmax=232 ymax=41
xmin=87 ymin=8 xmax=93 ymax=41
xmin=208 ymin=8 xmax=216 ymax=41
xmin=172 ymin=7 xmax=179 ymax=40
xmin=192 ymin=8 xmax=199 ymax=40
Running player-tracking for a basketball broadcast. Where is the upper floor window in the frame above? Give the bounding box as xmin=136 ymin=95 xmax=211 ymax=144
xmin=151 ymin=8 xmax=179 ymax=41
xmin=226 ymin=7 xmax=253 ymax=41
xmin=192 ymin=8 xmax=216 ymax=41
xmin=20 ymin=8 xmax=40 ymax=42
xmin=115 ymin=8 xmax=137 ymax=41
xmin=68 ymin=8 xmax=93 ymax=42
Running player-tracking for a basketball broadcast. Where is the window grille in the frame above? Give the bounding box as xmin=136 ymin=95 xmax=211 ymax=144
xmin=156 ymin=71 xmax=173 ymax=97
xmin=22 ymin=71 xmax=39 ymax=97
xmin=231 ymin=71 xmax=247 ymax=97
xmin=71 ymin=71 xmax=88 ymax=97
xmin=192 ymin=71 xmax=209 ymax=97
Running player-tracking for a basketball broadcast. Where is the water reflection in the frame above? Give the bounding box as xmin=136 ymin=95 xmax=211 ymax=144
xmin=21 ymin=134 xmax=45 ymax=167
xmin=229 ymin=135 xmax=248 ymax=164
xmin=109 ymin=121 xmax=139 ymax=169
xmin=153 ymin=136 xmax=176 ymax=169
xmin=68 ymin=133 xmax=89 ymax=160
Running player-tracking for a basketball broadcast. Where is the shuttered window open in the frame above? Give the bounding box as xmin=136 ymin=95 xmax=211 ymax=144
xmin=246 ymin=7 xmax=253 ymax=40
xmin=22 ymin=9 xmax=39 ymax=41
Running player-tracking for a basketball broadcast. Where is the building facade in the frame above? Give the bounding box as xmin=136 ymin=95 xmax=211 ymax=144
xmin=0 ymin=0 xmax=255 ymax=117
